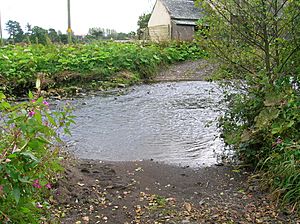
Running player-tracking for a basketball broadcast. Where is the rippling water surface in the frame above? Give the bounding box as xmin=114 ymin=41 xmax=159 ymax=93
xmin=67 ymin=81 xmax=224 ymax=167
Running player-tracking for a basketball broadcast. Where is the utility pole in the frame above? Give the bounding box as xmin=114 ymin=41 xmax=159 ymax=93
xmin=0 ymin=10 xmax=3 ymax=45
xmin=67 ymin=0 xmax=72 ymax=43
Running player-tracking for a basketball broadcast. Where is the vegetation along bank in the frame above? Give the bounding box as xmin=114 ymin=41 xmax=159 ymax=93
xmin=196 ymin=0 xmax=300 ymax=211
xmin=0 ymin=41 xmax=208 ymax=223
xmin=0 ymin=41 xmax=207 ymax=96
xmin=1 ymin=0 xmax=300 ymax=221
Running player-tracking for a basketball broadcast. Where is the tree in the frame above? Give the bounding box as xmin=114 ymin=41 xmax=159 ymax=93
xmin=5 ymin=20 xmax=24 ymax=43
xmin=114 ymin=32 xmax=129 ymax=40
xmin=196 ymin=0 xmax=300 ymax=80
xmin=58 ymin=31 xmax=69 ymax=44
xmin=137 ymin=13 xmax=151 ymax=39
xmin=48 ymin=28 xmax=59 ymax=43
xmin=24 ymin=23 xmax=33 ymax=44
xmin=128 ymin=31 xmax=136 ymax=39
xmin=87 ymin=27 xmax=104 ymax=40
xmin=25 ymin=23 xmax=32 ymax=35
xmin=196 ymin=0 xmax=300 ymax=207
xmin=30 ymin=26 xmax=48 ymax=44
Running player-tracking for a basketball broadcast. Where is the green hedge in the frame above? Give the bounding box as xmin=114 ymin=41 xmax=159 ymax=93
xmin=0 ymin=41 xmax=207 ymax=95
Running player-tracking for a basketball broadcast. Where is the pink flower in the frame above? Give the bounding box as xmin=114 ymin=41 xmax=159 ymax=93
xmin=36 ymin=202 xmax=43 ymax=208
xmin=45 ymin=183 xmax=52 ymax=189
xmin=28 ymin=110 xmax=35 ymax=117
xmin=31 ymin=100 xmax=36 ymax=103
xmin=276 ymin=138 xmax=283 ymax=144
xmin=43 ymin=101 xmax=49 ymax=106
xmin=33 ymin=179 xmax=42 ymax=189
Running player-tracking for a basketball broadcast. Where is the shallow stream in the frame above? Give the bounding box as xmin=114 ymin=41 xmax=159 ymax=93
xmin=66 ymin=81 xmax=224 ymax=168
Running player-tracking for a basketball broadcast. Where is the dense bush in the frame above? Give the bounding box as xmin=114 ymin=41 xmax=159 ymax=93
xmin=0 ymin=92 xmax=74 ymax=223
xmin=220 ymin=74 xmax=300 ymax=207
xmin=197 ymin=0 xmax=300 ymax=209
xmin=0 ymin=41 xmax=207 ymax=95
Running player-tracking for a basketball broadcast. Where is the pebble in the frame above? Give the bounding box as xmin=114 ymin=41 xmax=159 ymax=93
xmin=82 ymin=216 xmax=89 ymax=222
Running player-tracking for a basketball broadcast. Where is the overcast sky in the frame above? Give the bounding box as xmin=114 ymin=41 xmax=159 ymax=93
xmin=0 ymin=0 xmax=155 ymax=37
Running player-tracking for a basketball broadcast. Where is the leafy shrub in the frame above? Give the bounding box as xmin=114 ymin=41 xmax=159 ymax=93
xmin=220 ymin=76 xmax=300 ymax=207
xmin=0 ymin=92 xmax=74 ymax=223
xmin=196 ymin=0 xmax=300 ymax=209
xmin=0 ymin=41 xmax=206 ymax=95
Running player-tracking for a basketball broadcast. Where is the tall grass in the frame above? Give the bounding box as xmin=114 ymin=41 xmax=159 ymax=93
xmin=260 ymin=141 xmax=300 ymax=209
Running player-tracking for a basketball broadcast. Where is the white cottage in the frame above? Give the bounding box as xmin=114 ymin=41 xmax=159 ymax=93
xmin=148 ymin=0 xmax=203 ymax=41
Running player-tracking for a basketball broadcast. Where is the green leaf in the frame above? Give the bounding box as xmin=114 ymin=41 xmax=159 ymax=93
xmin=0 ymin=92 xmax=6 ymax=100
xmin=36 ymin=97 xmax=43 ymax=104
xmin=28 ymin=91 xmax=33 ymax=99
xmin=18 ymin=177 xmax=31 ymax=184
xmin=45 ymin=112 xmax=56 ymax=126
xmin=255 ymin=107 xmax=280 ymax=130
xmin=35 ymin=111 xmax=43 ymax=124
xmin=1 ymin=101 xmax=11 ymax=109
xmin=8 ymin=153 xmax=17 ymax=159
xmin=28 ymin=139 xmax=43 ymax=151
xmin=13 ymin=187 xmax=21 ymax=204
xmin=36 ymin=136 xmax=52 ymax=145
xmin=20 ymin=207 xmax=31 ymax=213
xmin=20 ymin=151 xmax=40 ymax=162
xmin=286 ymin=120 xmax=295 ymax=128
xmin=271 ymin=122 xmax=282 ymax=134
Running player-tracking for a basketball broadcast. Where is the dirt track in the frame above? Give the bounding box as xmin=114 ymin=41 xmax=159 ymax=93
xmin=54 ymin=159 xmax=296 ymax=223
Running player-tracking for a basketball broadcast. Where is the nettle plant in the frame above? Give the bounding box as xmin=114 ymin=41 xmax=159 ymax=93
xmin=0 ymin=91 xmax=74 ymax=223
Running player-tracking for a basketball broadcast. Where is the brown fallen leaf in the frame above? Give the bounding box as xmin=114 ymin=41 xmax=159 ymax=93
xmin=135 ymin=167 xmax=143 ymax=172
xmin=184 ymin=202 xmax=192 ymax=212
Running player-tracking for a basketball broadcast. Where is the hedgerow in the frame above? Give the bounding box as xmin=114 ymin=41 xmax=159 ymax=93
xmin=0 ymin=41 xmax=207 ymax=95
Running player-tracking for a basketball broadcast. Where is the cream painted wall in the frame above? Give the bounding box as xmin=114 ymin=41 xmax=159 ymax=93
xmin=148 ymin=0 xmax=171 ymax=41
xmin=148 ymin=0 xmax=171 ymax=27
xmin=149 ymin=25 xmax=170 ymax=41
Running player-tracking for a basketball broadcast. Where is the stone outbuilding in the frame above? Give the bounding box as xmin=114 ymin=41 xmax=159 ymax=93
xmin=148 ymin=0 xmax=203 ymax=41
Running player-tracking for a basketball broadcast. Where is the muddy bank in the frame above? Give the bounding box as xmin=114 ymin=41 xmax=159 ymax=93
xmin=154 ymin=60 xmax=217 ymax=82
xmin=52 ymin=159 xmax=297 ymax=223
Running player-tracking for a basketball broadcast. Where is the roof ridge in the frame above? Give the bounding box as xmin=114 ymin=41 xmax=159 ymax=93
xmin=159 ymin=0 xmax=203 ymax=20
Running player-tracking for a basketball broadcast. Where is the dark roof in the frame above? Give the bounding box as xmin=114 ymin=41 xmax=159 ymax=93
xmin=160 ymin=0 xmax=203 ymax=20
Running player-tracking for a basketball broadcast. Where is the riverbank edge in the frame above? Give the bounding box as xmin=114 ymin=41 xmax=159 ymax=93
xmin=5 ymin=59 xmax=217 ymax=100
